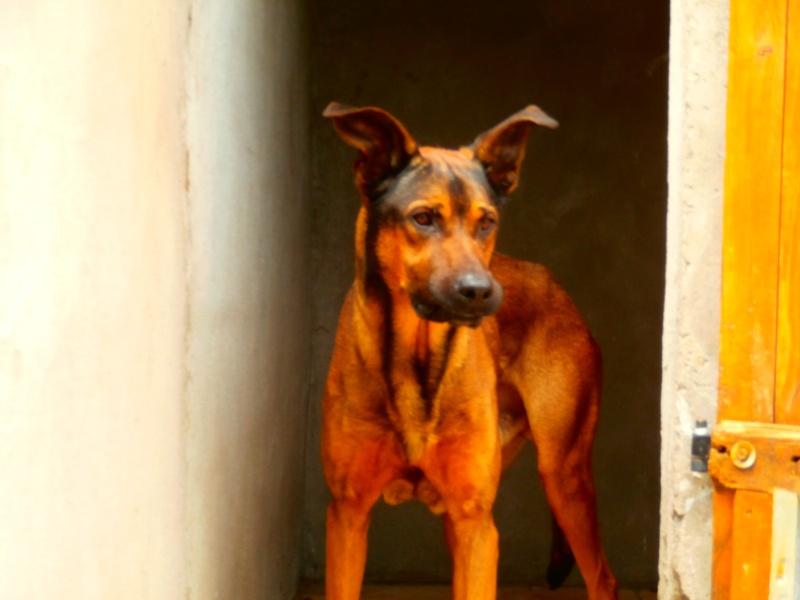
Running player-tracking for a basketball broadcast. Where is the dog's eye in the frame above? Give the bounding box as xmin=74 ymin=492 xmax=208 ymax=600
xmin=478 ymin=215 xmax=497 ymax=232
xmin=412 ymin=211 xmax=434 ymax=228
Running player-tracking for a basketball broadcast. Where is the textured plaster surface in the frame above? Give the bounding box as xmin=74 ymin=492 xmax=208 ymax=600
xmin=303 ymin=0 xmax=668 ymax=588
xmin=0 ymin=2 xmax=310 ymax=599
xmin=0 ymin=3 xmax=190 ymax=597
xmin=659 ymin=0 xmax=729 ymax=598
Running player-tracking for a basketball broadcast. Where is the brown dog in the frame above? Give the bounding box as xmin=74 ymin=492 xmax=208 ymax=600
xmin=321 ymin=102 xmax=618 ymax=600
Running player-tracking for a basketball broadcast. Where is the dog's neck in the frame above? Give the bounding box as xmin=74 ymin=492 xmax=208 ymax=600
xmin=358 ymin=269 xmax=459 ymax=402
xmin=388 ymin=296 xmax=456 ymax=405
xmin=354 ymin=206 xmax=457 ymax=383
xmin=377 ymin=291 xmax=466 ymax=462
xmin=353 ymin=208 xmax=470 ymax=460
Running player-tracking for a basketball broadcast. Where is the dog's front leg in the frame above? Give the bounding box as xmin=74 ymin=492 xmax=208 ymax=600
xmin=325 ymin=496 xmax=373 ymax=600
xmin=442 ymin=507 xmax=499 ymax=600
xmin=426 ymin=432 xmax=502 ymax=600
xmin=323 ymin=430 xmax=402 ymax=600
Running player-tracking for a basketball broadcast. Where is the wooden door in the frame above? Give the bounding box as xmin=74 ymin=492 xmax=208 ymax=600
xmin=709 ymin=0 xmax=800 ymax=598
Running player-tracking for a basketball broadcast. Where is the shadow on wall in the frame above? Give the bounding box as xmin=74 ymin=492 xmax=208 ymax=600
xmin=303 ymin=0 xmax=668 ymax=589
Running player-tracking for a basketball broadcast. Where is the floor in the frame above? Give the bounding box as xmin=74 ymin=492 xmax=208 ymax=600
xmin=297 ymin=584 xmax=657 ymax=600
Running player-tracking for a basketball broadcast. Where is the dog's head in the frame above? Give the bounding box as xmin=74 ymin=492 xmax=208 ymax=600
xmin=325 ymin=103 xmax=557 ymax=327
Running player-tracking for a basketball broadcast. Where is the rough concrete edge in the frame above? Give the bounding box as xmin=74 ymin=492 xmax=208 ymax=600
xmin=660 ymin=0 xmax=729 ymax=598
xmin=181 ymin=2 xmax=313 ymax=596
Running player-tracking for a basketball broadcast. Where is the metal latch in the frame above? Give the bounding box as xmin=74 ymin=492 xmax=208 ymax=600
xmin=691 ymin=420 xmax=711 ymax=473
xmin=708 ymin=420 xmax=800 ymax=494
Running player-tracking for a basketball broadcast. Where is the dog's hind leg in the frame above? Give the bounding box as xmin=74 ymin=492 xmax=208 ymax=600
xmin=513 ymin=336 xmax=618 ymax=599
xmin=536 ymin=443 xmax=617 ymax=600
xmin=527 ymin=383 xmax=618 ymax=600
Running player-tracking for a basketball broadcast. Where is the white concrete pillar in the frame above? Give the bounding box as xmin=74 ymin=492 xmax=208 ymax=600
xmin=0 ymin=1 xmax=309 ymax=599
xmin=660 ymin=0 xmax=730 ymax=598
xmin=186 ymin=1 xmax=310 ymax=598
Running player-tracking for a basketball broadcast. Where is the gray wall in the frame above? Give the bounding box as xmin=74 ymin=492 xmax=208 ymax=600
xmin=186 ymin=2 xmax=311 ymax=598
xmin=303 ymin=0 xmax=667 ymax=588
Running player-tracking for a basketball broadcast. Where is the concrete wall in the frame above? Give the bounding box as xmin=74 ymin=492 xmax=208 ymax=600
xmin=186 ymin=1 xmax=310 ymax=598
xmin=659 ymin=0 xmax=729 ymax=598
xmin=0 ymin=2 xmax=309 ymax=599
xmin=0 ymin=4 xmax=190 ymax=597
xmin=303 ymin=0 xmax=668 ymax=587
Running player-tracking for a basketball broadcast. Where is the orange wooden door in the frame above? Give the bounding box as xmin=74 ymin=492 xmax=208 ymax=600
xmin=710 ymin=0 xmax=800 ymax=598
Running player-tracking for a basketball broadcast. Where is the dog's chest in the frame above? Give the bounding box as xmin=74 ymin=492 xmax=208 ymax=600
xmin=384 ymin=324 xmax=465 ymax=459
xmin=408 ymin=324 xmax=454 ymax=414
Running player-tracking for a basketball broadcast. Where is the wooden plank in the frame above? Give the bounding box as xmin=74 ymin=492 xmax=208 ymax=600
xmin=776 ymin=0 xmax=800 ymax=424
xmin=718 ymin=0 xmax=788 ymax=422
xmin=716 ymin=1 xmax=793 ymax=599
xmin=730 ymin=490 xmax=774 ymax=599
xmin=713 ymin=485 xmax=735 ymax=600
xmin=769 ymin=489 xmax=799 ymax=600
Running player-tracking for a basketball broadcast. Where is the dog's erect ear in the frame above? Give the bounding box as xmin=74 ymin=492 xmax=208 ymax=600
xmin=471 ymin=105 xmax=558 ymax=196
xmin=323 ymin=102 xmax=418 ymax=200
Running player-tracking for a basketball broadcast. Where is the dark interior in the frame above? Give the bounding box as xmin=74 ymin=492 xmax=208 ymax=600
xmin=302 ymin=0 xmax=668 ymax=589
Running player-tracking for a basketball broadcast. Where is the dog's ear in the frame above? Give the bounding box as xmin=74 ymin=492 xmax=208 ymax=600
xmin=471 ymin=105 xmax=558 ymax=196
xmin=324 ymin=102 xmax=418 ymax=200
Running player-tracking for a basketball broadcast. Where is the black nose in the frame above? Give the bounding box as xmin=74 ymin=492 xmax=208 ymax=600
xmin=454 ymin=273 xmax=493 ymax=302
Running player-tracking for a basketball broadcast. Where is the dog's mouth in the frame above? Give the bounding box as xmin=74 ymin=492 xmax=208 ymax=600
xmin=411 ymin=299 xmax=486 ymax=328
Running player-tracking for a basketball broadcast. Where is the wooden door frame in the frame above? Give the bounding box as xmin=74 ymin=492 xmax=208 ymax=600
xmin=711 ymin=0 xmax=799 ymax=597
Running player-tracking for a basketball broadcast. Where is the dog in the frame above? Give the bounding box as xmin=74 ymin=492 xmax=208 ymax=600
xmin=321 ymin=102 xmax=618 ymax=600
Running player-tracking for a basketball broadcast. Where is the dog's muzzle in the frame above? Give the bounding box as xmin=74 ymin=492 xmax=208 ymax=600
xmin=411 ymin=271 xmax=503 ymax=327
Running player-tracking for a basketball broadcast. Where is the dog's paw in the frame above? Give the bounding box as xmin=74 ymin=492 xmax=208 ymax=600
xmin=416 ymin=480 xmax=445 ymax=514
xmin=383 ymin=479 xmax=414 ymax=506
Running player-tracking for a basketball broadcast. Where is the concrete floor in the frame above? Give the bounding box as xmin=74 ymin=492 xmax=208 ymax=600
xmin=297 ymin=584 xmax=657 ymax=600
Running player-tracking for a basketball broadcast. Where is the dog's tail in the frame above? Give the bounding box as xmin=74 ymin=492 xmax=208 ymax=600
xmin=545 ymin=515 xmax=575 ymax=589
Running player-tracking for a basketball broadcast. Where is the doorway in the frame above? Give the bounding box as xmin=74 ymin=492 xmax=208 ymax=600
xmin=302 ymin=0 xmax=668 ymax=592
